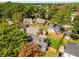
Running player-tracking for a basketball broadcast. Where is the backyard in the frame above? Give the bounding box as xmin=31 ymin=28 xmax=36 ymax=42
xmin=0 ymin=2 xmax=79 ymax=57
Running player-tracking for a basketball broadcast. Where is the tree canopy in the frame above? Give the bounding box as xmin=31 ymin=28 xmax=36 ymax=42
xmin=0 ymin=2 xmax=79 ymax=56
xmin=0 ymin=3 xmax=79 ymax=24
xmin=0 ymin=20 xmax=27 ymax=56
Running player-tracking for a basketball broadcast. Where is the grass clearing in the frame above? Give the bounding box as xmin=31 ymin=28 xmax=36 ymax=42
xmin=47 ymin=34 xmax=65 ymax=49
xmin=31 ymin=22 xmax=38 ymax=26
xmin=40 ymin=25 xmax=49 ymax=30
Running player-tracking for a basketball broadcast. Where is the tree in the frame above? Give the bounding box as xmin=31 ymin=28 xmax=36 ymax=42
xmin=0 ymin=21 xmax=27 ymax=56
xmin=1 ymin=8 xmax=12 ymax=18
xmin=12 ymin=12 xmax=24 ymax=24
xmin=71 ymin=16 xmax=79 ymax=40
xmin=23 ymin=5 xmax=36 ymax=18
xmin=38 ymin=6 xmax=46 ymax=19
xmin=19 ymin=42 xmax=44 ymax=57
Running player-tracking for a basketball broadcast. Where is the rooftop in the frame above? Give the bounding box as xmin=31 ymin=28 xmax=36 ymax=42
xmin=27 ymin=34 xmax=49 ymax=52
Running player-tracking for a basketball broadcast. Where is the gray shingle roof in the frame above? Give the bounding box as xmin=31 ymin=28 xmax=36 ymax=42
xmin=65 ymin=42 xmax=79 ymax=57
xmin=28 ymin=34 xmax=48 ymax=52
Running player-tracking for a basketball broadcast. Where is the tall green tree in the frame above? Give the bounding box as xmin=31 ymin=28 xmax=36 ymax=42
xmin=38 ymin=6 xmax=46 ymax=19
xmin=12 ymin=12 xmax=24 ymax=23
xmin=71 ymin=16 xmax=79 ymax=40
xmin=73 ymin=16 xmax=79 ymax=35
xmin=0 ymin=21 xmax=26 ymax=56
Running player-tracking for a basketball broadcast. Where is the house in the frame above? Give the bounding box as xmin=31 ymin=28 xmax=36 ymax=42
xmin=61 ymin=42 xmax=79 ymax=57
xmin=35 ymin=18 xmax=46 ymax=25
xmin=63 ymin=25 xmax=73 ymax=29
xmin=26 ymin=26 xmax=39 ymax=35
xmin=23 ymin=18 xmax=46 ymax=25
xmin=23 ymin=18 xmax=33 ymax=25
xmin=64 ymin=30 xmax=72 ymax=39
xmin=71 ymin=12 xmax=79 ymax=22
xmin=48 ymin=23 xmax=65 ymax=33
xmin=26 ymin=34 xmax=51 ymax=52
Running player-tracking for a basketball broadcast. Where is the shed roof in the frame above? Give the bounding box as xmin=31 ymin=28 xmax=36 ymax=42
xmin=28 ymin=34 xmax=48 ymax=52
xmin=35 ymin=18 xmax=46 ymax=24
xmin=26 ymin=26 xmax=39 ymax=35
xmin=23 ymin=18 xmax=33 ymax=24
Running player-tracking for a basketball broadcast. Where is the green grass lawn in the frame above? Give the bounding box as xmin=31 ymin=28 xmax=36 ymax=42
xmin=31 ymin=21 xmax=49 ymax=30
xmin=44 ymin=34 xmax=65 ymax=57
xmin=31 ymin=22 xmax=38 ymax=26
xmin=40 ymin=25 xmax=49 ymax=30
xmin=47 ymin=34 xmax=65 ymax=49
xmin=45 ymin=33 xmax=79 ymax=57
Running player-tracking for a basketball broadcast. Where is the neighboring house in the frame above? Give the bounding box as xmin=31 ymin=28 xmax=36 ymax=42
xmin=62 ymin=42 xmax=79 ymax=57
xmin=48 ymin=24 xmax=65 ymax=33
xmin=71 ymin=12 xmax=79 ymax=22
xmin=23 ymin=18 xmax=46 ymax=25
xmin=26 ymin=26 xmax=39 ymax=35
xmin=35 ymin=18 xmax=46 ymax=25
xmin=23 ymin=18 xmax=33 ymax=25
xmin=64 ymin=30 xmax=72 ymax=39
xmin=63 ymin=25 xmax=73 ymax=29
xmin=26 ymin=34 xmax=51 ymax=52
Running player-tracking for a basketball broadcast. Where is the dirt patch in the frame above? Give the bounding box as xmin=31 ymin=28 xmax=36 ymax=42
xmin=48 ymin=47 xmax=57 ymax=52
xmin=45 ymin=47 xmax=57 ymax=57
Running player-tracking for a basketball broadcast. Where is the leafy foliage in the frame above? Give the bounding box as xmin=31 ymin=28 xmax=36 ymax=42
xmin=71 ymin=16 xmax=79 ymax=40
xmin=12 ymin=12 xmax=24 ymax=23
xmin=0 ymin=21 xmax=26 ymax=56
xmin=73 ymin=17 xmax=79 ymax=34
xmin=0 ymin=2 xmax=79 ymax=56
xmin=0 ymin=3 xmax=79 ymax=24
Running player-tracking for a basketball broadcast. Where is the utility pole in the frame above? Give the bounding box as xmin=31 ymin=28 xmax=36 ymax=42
xmin=56 ymin=32 xmax=66 ymax=56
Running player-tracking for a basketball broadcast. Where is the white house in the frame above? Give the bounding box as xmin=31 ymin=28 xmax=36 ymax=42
xmin=48 ymin=24 xmax=65 ymax=33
